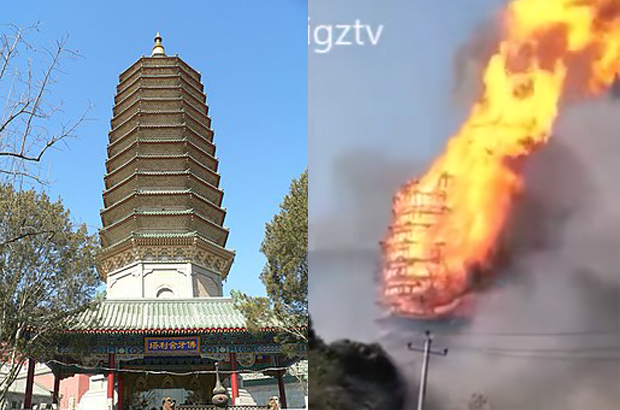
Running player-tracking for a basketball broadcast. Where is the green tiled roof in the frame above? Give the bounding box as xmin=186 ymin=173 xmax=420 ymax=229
xmin=67 ymin=298 xmax=249 ymax=333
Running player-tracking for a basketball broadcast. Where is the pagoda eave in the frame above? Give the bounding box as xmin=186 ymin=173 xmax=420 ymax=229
xmin=118 ymin=56 xmax=201 ymax=86
xmin=100 ymin=189 xmax=227 ymax=227
xmin=102 ymin=171 xmax=224 ymax=209
xmin=103 ymin=153 xmax=220 ymax=187
xmin=97 ymin=232 xmax=235 ymax=281
xmin=107 ymin=137 xmax=218 ymax=171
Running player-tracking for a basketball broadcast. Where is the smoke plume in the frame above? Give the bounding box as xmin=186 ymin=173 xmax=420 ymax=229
xmin=310 ymin=38 xmax=620 ymax=410
xmin=451 ymin=13 xmax=501 ymax=109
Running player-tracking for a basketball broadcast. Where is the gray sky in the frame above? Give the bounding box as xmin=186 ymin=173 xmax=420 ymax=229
xmin=309 ymin=0 xmax=506 ymax=250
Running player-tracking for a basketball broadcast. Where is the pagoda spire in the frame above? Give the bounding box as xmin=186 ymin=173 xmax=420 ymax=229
xmin=151 ymin=32 xmax=165 ymax=56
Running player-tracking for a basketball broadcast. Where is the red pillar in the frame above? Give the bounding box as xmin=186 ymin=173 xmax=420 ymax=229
xmin=107 ymin=354 xmax=115 ymax=404
xmin=52 ymin=372 xmax=61 ymax=404
xmin=24 ymin=358 xmax=35 ymax=409
xmin=117 ymin=371 xmax=124 ymax=410
xmin=277 ymin=370 xmax=288 ymax=409
xmin=229 ymin=353 xmax=239 ymax=405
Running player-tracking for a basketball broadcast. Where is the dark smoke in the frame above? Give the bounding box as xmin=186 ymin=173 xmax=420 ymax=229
xmin=311 ymin=81 xmax=620 ymax=410
xmin=311 ymin=150 xmax=425 ymax=252
xmin=611 ymin=75 xmax=620 ymax=99
xmin=311 ymin=100 xmax=620 ymax=409
xmin=311 ymin=2 xmax=620 ymax=408
xmin=451 ymin=11 xmax=501 ymax=109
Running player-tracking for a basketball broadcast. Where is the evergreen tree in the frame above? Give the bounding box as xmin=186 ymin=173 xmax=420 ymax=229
xmin=233 ymin=169 xmax=308 ymax=347
xmin=0 ymin=184 xmax=99 ymax=402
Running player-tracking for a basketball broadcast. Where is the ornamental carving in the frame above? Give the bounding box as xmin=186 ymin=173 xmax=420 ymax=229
xmin=99 ymin=241 xmax=233 ymax=279
xmin=161 ymin=375 xmax=175 ymax=389
xmin=237 ymin=353 xmax=256 ymax=368
xmin=117 ymin=354 xmax=145 ymax=362
xmin=203 ymin=353 xmax=227 ymax=362
xmin=82 ymin=355 xmax=100 ymax=368
xmin=135 ymin=376 xmax=148 ymax=392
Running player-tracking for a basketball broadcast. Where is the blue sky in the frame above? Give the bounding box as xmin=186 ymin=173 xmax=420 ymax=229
xmin=6 ymin=0 xmax=307 ymax=297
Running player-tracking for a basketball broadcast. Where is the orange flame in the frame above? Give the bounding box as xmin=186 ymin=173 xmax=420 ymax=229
xmin=381 ymin=0 xmax=620 ymax=319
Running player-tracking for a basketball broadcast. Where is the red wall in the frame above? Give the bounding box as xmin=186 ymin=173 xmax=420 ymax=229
xmin=36 ymin=373 xmax=90 ymax=409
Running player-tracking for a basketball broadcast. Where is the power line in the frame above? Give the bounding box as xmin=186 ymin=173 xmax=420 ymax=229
xmin=419 ymin=330 xmax=620 ymax=337
xmin=442 ymin=338 xmax=620 ymax=360
xmin=448 ymin=348 xmax=620 ymax=361
xmin=450 ymin=345 xmax=620 ymax=354
xmin=405 ymin=339 xmax=620 ymax=363
xmin=460 ymin=351 xmax=620 ymax=362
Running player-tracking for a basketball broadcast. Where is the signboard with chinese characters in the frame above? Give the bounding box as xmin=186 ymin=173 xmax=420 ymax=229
xmin=144 ymin=337 xmax=200 ymax=356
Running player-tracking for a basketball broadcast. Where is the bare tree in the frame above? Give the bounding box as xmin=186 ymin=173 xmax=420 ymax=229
xmin=0 ymin=23 xmax=94 ymax=406
xmin=0 ymin=23 xmax=89 ymax=185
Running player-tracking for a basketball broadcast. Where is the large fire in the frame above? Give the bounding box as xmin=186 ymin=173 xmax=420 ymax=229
xmin=380 ymin=0 xmax=620 ymax=319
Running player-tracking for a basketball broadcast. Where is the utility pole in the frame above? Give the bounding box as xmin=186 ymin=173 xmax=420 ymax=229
xmin=408 ymin=330 xmax=448 ymax=410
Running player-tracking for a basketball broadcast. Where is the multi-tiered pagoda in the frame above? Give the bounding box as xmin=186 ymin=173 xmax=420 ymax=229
xmin=98 ymin=33 xmax=234 ymax=299
xmin=19 ymin=35 xmax=303 ymax=410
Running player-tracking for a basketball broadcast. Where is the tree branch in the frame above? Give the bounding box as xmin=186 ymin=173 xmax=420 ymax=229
xmin=0 ymin=229 xmax=56 ymax=248
xmin=0 ymin=24 xmax=89 ymax=185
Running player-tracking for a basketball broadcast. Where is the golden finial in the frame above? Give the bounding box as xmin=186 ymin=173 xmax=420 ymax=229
xmin=151 ymin=32 xmax=165 ymax=57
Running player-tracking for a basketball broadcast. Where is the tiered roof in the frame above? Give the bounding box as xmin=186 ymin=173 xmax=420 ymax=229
xmin=66 ymin=298 xmax=247 ymax=334
xmin=98 ymin=36 xmax=234 ymax=280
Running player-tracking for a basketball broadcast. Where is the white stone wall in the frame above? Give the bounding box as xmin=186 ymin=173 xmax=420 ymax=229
xmin=191 ymin=264 xmax=223 ymax=297
xmin=77 ymin=375 xmax=115 ymax=410
xmin=106 ymin=262 xmax=143 ymax=298
xmin=106 ymin=262 xmax=222 ymax=299
xmin=143 ymin=263 xmax=191 ymax=298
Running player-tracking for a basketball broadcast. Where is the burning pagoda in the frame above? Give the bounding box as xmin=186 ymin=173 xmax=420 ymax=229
xmin=380 ymin=173 xmax=470 ymax=319
xmin=380 ymin=0 xmax=620 ymax=321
